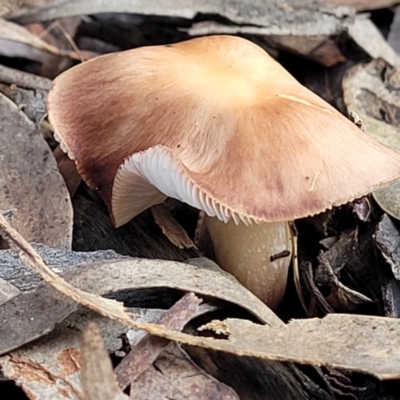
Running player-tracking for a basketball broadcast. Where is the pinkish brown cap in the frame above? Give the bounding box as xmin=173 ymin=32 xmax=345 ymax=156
xmin=48 ymin=35 xmax=400 ymax=227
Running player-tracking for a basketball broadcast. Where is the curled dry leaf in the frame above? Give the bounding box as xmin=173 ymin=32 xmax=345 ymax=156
xmin=1 ymin=216 xmax=400 ymax=382
xmin=0 ymin=227 xmax=281 ymax=356
xmin=81 ymin=323 xmax=129 ymax=400
xmin=0 ymin=93 xmax=72 ymax=249
xmin=343 ymin=58 xmax=400 ymax=219
xmin=12 ymin=0 xmax=353 ymax=38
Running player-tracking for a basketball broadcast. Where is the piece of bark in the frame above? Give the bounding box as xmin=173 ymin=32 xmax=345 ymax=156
xmin=81 ymin=323 xmax=129 ymax=400
xmin=0 ymin=93 xmax=73 ymax=249
xmin=115 ymin=293 xmax=202 ymax=389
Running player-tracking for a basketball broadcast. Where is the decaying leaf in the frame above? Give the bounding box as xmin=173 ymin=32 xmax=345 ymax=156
xmin=0 ymin=308 xmax=132 ymax=400
xmin=0 ymin=94 xmax=72 ymax=249
xmin=130 ymin=342 xmax=240 ymax=400
xmin=81 ymin=323 xmax=129 ymax=400
xmin=199 ymin=315 xmax=400 ymax=380
xmin=374 ymin=214 xmax=400 ymax=318
xmin=10 ymin=0 xmax=354 ymax=35
xmin=151 ymin=203 xmax=196 ymax=250
xmin=0 ymin=299 xmax=227 ymax=400
xmin=115 ymin=293 xmax=202 ymax=389
xmin=1 ymin=216 xmax=400 ymax=381
xmin=317 ymin=251 xmax=373 ymax=311
xmin=299 ymin=261 xmax=334 ymax=316
xmin=0 ymin=237 xmax=281 ymax=356
xmin=343 ymin=58 xmax=400 ymax=220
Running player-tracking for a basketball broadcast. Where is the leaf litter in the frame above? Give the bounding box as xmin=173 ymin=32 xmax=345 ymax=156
xmin=2 ymin=1 xmax=400 ymax=398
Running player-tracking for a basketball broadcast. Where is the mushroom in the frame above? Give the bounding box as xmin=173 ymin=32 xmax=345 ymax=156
xmin=48 ymin=35 xmax=400 ymax=309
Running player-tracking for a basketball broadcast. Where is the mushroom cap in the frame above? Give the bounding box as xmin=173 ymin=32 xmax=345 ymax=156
xmin=48 ymin=35 xmax=400 ymax=227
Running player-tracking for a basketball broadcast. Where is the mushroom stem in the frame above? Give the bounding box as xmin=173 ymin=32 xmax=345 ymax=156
xmin=204 ymin=216 xmax=293 ymax=310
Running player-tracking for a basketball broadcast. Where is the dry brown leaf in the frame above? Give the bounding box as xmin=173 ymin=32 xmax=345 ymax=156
xmin=0 ymin=307 xmax=132 ymax=400
xmin=151 ymin=204 xmax=196 ymax=249
xmin=81 ymin=323 xmax=129 ymax=400
xmin=201 ymin=315 xmax=400 ymax=380
xmin=317 ymin=252 xmax=373 ymax=312
xmin=12 ymin=0 xmax=353 ymax=37
xmin=130 ymin=342 xmax=239 ymax=400
xmin=0 ymin=93 xmax=72 ymax=249
xmin=0 ymin=248 xmax=279 ymax=356
xmin=2 ymin=217 xmax=400 ymax=379
xmin=115 ymin=293 xmax=202 ymax=390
